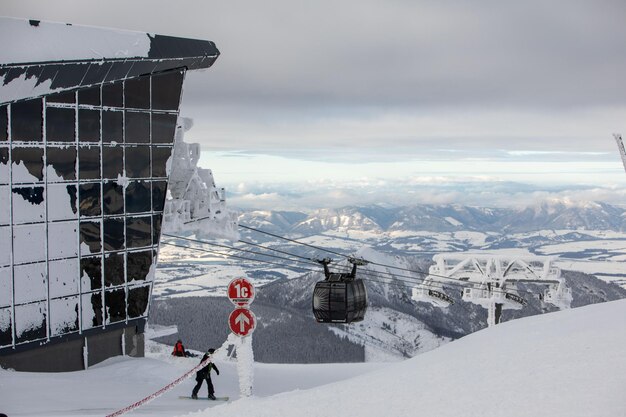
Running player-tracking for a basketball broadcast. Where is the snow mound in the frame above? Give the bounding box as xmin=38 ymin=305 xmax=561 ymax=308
xmin=186 ymin=299 xmax=626 ymax=417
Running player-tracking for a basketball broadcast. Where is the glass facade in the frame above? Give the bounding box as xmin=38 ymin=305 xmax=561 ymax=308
xmin=0 ymin=69 xmax=185 ymax=349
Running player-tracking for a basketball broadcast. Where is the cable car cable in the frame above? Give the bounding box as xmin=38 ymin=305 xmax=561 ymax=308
xmin=238 ymin=224 xmax=349 ymax=258
xmin=165 ymin=233 xmax=536 ymax=297
xmin=237 ymin=238 xmax=321 ymax=263
xmin=239 ymin=224 xmax=490 ymax=287
xmin=162 ymin=241 xmax=534 ymax=305
xmin=162 ymin=238 xmax=471 ymax=296
xmin=239 ymin=224 xmax=556 ymax=298
xmin=161 ymin=242 xmax=314 ymax=272
xmin=163 ymin=234 xmax=320 ymax=267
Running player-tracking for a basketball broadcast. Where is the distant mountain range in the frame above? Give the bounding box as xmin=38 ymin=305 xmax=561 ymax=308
xmin=153 ymin=199 xmax=626 ymax=362
xmin=238 ymin=200 xmax=626 ymax=234
xmin=152 ymin=250 xmax=626 ymax=363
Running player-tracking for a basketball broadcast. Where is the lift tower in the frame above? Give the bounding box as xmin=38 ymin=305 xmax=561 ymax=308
xmin=413 ymin=255 xmax=572 ymax=327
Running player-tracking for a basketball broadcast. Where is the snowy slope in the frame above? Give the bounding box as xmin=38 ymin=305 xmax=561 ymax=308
xmin=1 ymin=300 xmax=625 ymax=416
xmin=186 ymin=299 xmax=626 ymax=417
xmin=0 ymin=339 xmax=384 ymax=416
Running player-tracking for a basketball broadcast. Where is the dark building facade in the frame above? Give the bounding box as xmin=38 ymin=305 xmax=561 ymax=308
xmin=0 ymin=17 xmax=219 ymax=371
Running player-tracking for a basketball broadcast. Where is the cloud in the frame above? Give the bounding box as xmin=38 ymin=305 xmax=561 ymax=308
xmin=4 ymin=0 xmax=625 ymax=201
xmin=223 ymin=175 xmax=626 ymax=212
xmin=4 ymin=1 xmax=625 ymax=110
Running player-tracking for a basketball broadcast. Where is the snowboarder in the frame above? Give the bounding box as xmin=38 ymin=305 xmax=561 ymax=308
xmin=191 ymin=348 xmax=220 ymax=400
xmin=172 ymin=339 xmax=187 ymax=357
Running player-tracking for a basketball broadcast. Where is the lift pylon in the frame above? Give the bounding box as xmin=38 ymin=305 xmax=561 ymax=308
xmin=415 ymin=254 xmax=571 ymax=327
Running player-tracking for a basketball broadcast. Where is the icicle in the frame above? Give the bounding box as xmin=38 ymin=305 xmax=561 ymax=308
xmin=83 ymin=338 xmax=89 ymax=370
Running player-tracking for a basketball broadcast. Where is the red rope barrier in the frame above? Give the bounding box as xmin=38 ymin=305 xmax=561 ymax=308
xmin=106 ymin=355 xmax=213 ymax=417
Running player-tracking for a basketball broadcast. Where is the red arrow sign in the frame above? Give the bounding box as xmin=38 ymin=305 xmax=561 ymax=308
xmin=228 ymin=308 xmax=256 ymax=337
xmin=227 ymin=277 xmax=255 ymax=307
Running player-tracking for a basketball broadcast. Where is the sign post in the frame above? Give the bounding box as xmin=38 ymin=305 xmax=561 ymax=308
xmin=226 ymin=277 xmax=256 ymax=397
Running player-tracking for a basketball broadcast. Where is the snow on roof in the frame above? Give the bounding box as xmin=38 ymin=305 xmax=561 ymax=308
xmin=0 ymin=16 xmax=220 ymax=104
xmin=0 ymin=17 xmax=152 ymax=64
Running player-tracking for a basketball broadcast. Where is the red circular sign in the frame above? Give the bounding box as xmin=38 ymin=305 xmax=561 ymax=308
xmin=228 ymin=308 xmax=256 ymax=337
xmin=227 ymin=277 xmax=255 ymax=306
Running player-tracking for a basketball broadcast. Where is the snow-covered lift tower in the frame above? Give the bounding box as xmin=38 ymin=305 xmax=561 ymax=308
xmin=414 ymin=255 xmax=571 ymax=327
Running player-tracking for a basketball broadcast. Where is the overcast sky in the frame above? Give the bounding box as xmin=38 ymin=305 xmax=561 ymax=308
xmin=3 ymin=0 xmax=626 ymax=210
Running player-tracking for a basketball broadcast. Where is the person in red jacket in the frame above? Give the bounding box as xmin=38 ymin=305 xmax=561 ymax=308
xmin=172 ymin=339 xmax=187 ymax=357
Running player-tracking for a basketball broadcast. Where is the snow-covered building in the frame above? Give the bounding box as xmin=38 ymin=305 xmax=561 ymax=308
xmin=0 ymin=17 xmax=220 ymax=371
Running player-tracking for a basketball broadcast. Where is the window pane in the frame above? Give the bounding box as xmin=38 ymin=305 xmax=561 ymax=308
xmin=105 ymin=288 xmax=126 ymax=323
xmin=81 ymin=291 xmax=103 ymax=329
xmin=12 ymin=223 xmax=46 ymax=264
xmin=103 ymin=181 xmax=124 ymax=215
xmin=80 ymin=256 xmax=102 ymax=290
xmin=78 ymin=86 xmax=101 ymax=106
xmin=78 ymin=146 xmax=100 ymax=179
xmin=47 ymin=91 xmax=76 ymax=104
xmin=151 ymin=113 xmax=177 ymax=144
xmin=0 ymin=228 xmax=8 ymax=265
xmin=152 ymin=181 xmax=167 ymax=212
xmin=102 ymin=146 xmax=123 ymax=179
xmin=47 ymin=184 xmax=78 ymax=221
xmin=127 ymin=250 xmax=152 ymax=282
xmin=0 ymin=307 xmax=12 ymax=347
xmin=12 ymin=147 xmax=44 ymax=182
xmin=79 ymin=221 xmax=101 ymax=254
xmin=12 ymin=186 xmax=45 ymax=224
xmin=49 ymin=258 xmax=80 ymax=298
xmin=15 ymin=301 xmax=47 ymax=343
xmin=124 ymin=76 xmax=150 ymax=109
xmin=0 ymin=105 xmax=7 ymax=141
xmin=151 ymin=146 xmax=172 ymax=177
xmin=152 ymin=70 xmax=184 ymax=110
xmin=13 ymin=224 xmax=46 ymax=264
xmin=78 ymin=109 xmax=100 ymax=142
xmin=128 ymin=285 xmax=150 ymax=318
xmin=152 ymin=214 xmax=162 ymax=245
xmin=46 ymin=107 xmax=76 ymax=142
xmin=125 ymin=181 xmax=151 ymax=213
xmin=50 ymin=296 xmax=79 ymax=336
xmin=14 ymin=262 xmax=46 ymax=304
xmin=48 ymin=221 xmax=79 ymax=259
xmin=47 ymin=146 xmax=76 ymax=181
xmin=102 ymin=110 xmax=123 ymax=143
xmin=0 ymin=266 xmax=10 ymax=305
xmin=102 ymin=82 xmax=123 ymax=107
xmin=125 ymin=146 xmax=150 ymax=178
xmin=104 ymin=252 xmax=125 ymax=287
xmin=103 ymin=217 xmax=124 ymax=251
xmin=79 ymin=183 xmax=101 ymax=217
xmin=0 ymin=148 xmax=8 ymax=184
xmin=126 ymin=216 xmax=151 ymax=248
xmin=125 ymin=111 xmax=150 ymax=143
xmin=11 ymin=98 xmax=43 ymax=142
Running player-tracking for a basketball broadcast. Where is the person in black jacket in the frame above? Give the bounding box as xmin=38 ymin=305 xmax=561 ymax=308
xmin=191 ymin=348 xmax=220 ymax=400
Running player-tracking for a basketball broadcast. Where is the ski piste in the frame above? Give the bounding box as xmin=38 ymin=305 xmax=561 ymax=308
xmin=179 ymin=396 xmax=229 ymax=401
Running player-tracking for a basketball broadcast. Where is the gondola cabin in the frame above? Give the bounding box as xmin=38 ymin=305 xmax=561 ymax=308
xmin=312 ymin=259 xmax=368 ymax=323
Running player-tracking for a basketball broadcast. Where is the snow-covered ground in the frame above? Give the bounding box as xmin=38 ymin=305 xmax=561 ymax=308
xmin=1 ymin=299 xmax=625 ymax=417
xmin=0 ymin=339 xmax=384 ymax=417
